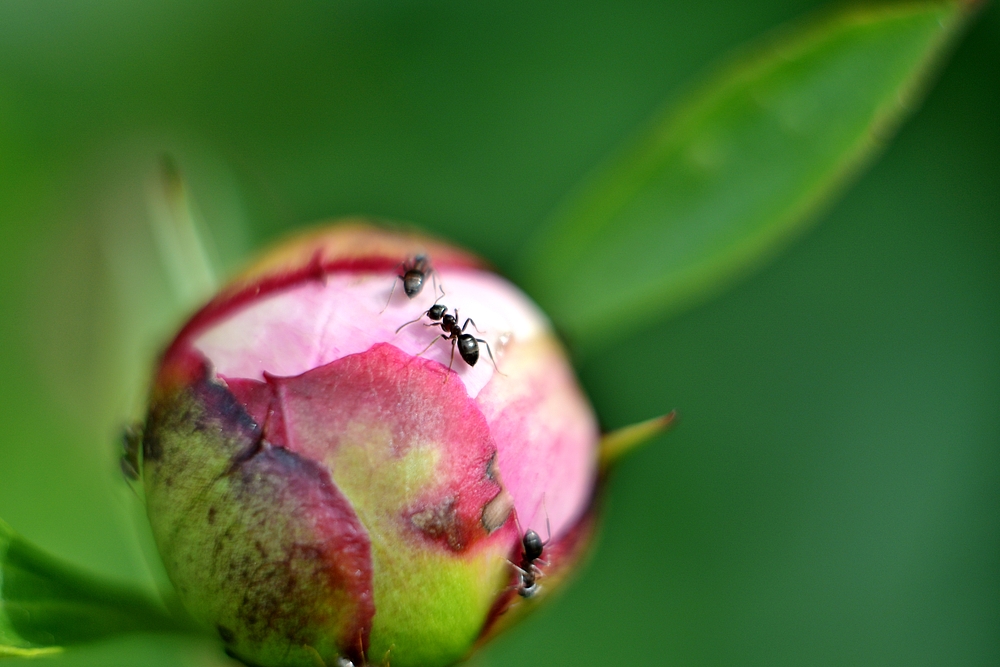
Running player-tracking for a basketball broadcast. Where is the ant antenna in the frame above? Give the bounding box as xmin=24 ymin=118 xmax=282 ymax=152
xmin=396 ymin=313 xmax=426 ymax=334
xmin=541 ymin=494 xmax=552 ymax=545
xmin=380 ymin=259 xmax=407 ymax=314
xmin=394 ymin=288 xmax=446 ymax=334
xmin=512 ymin=508 xmax=523 ymax=535
xmin=415 ymin=334 xmax=444 ymax=358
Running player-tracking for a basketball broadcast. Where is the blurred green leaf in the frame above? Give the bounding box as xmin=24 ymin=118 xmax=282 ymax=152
xmin=0 ymin=520 xmax=197 ymax=658
xmin=518 ymin=1 xmax=973 ymax=352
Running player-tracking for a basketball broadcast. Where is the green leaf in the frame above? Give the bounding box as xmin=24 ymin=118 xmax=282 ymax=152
xmin=518 ymin=1 xmax=975 ymax=352
xmin=0 ymin=520 xmax=198 ymax=658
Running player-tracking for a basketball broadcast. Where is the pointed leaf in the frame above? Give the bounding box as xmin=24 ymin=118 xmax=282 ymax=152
xmin=518 ymin=1 xmax=975 ymax=352
xmin=599 ymin=411 xmax=677 ymax=471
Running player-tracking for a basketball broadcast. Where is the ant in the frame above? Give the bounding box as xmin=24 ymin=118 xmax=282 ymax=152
xmin=395 ymin=303 xmax=501 ymax=374
xmin=382 ymin=254 xmax=439 ymax=311
xmin=120 ymin=422 xmax=143 ymax=481
xmin=508 ymin=516 xmax=551 ymax=599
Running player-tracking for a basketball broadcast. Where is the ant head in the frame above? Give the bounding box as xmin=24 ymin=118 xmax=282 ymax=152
xmin=522 ymin=529 xmax=544 ymax=561
xmin=402 ymin=270 xmax=425 ymax=297
xmin=428 ymin=304 xmax=447 ymax=320
xmin=411 ymin=253 xmax=430 ymax=273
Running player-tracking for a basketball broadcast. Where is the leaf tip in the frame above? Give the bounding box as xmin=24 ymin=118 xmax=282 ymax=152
xmin=599 ymin=410 xmax=677 ymax=470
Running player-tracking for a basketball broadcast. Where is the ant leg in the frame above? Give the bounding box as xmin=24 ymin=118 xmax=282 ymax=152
xmin=395 ymin=310 xmax=428 ymax=334
xmin=461 ymin=317 xmax=485 ymax=334
xmin=440 ymin=339 xmax=458 ymax=385
xmin=380 ymin=261 xmax=407 ymax=314
xmin=447 ymin=339 xmax=457 ymax=373
xmin=415 ymin=335 xmax=443 ymax=357
xmin=542 ymin=496 xmax=552 ymax=545
xmin=357 ymin=630 xmax=368 ymax=667
xmin=506 ymin=560 xmax=529 ymax=578
xmin=476 ymin=338 xmax=504 ymax=375
xmin=380 ymin=276 xmax=400 ymax=314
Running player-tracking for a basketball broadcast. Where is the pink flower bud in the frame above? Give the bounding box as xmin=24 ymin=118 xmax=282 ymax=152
xmin=139 ymin=222 xmax=600 ymax=667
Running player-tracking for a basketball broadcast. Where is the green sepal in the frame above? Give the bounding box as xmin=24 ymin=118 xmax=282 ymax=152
xmin=599 ymin=411 xmax=677 ymax=471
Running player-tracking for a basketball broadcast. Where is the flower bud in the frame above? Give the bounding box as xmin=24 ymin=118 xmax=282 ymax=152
xmin=139 ymin=222 xmax=600 ymax=667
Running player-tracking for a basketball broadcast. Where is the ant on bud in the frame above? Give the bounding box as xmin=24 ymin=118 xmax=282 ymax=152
xmin=120 ymin=422 xmax=143 ymax=481
xmin=381 ymin=254 xmax=440 ymax=312
xmin=395 ymin=302 xmax=501 ymax=375
xmin=508 ymin=514 xmax=551 ymax=599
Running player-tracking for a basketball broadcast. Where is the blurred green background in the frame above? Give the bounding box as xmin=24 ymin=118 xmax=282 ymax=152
xmin=0 ymin=1 xmax=997 ymax=665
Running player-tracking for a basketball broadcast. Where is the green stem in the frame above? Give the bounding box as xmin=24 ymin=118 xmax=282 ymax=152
xmin=0 ymin=519 xmax=200 ymax=657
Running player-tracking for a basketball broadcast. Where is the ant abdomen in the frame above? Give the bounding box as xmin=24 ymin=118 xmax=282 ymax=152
xmin=521 ymin=529 xmax=544 ymax=562
xmin=402 ymin=268 xmax=425 ymax=297
xmin=457 ymin=334 xmax=479 ymax=366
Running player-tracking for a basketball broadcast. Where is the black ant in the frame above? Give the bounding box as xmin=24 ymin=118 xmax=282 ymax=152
xmin=120 ymin=422 xmax=143 ymax=481
xmin=395 ymin=303 xmax=500 ymax=374
xmin=382 ymin=254 xmax=439 ymax=311
xmin=508 ymin=515 xmax=551 ymax=598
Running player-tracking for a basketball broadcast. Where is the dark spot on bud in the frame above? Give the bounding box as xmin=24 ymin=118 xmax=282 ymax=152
xmin=485 ymin=452 xmax=499 ymax=482
xmin=481 ymin=453 xmax=512 ymax=533
xmin=207 ymin=506 xmax=216 ymax=525
xmin=409 ymin=496 xmax=465 ymax=550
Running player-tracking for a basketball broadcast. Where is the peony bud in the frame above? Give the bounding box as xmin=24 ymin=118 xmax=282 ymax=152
xmin=138 ymin=222 xmax=600 ymax=667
